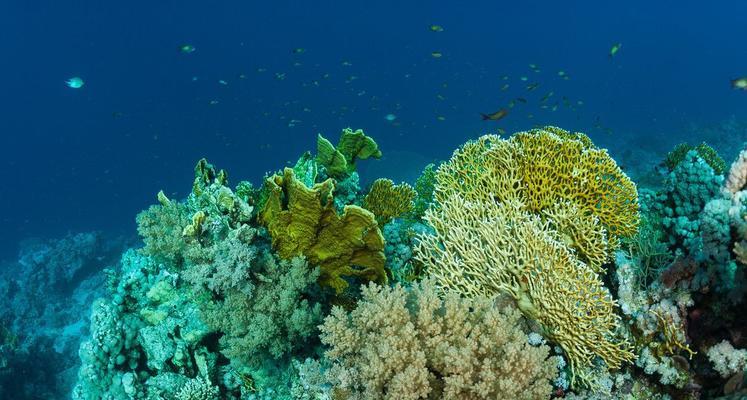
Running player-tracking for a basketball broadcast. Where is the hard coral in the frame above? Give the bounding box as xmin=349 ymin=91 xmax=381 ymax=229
xmin=319 ymin=279 xmax=558 ymax=400
xmin=434 ymin=126 xmax=638 ymax=259
xmin=362 ymin=178 xmax=416 ymax=226
xmin=259 ymin=167 xmax=387 ymax=293
xmin=415 ymin=195 xmax=635 ymax=388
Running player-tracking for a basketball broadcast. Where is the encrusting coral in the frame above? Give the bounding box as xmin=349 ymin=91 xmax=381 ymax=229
xmin=319 ymin=279 xmax=559 ymax=400
xmin=259 ymin=167 xmax=388 ymax=293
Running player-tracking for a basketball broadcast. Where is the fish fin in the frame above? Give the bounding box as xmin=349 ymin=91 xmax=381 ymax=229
xmin=480 ymin=113 xmax=490 ymax=120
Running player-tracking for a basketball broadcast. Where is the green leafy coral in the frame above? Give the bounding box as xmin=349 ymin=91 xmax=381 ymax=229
xmin=259 ymin=167 xmax=387 ymax=293
xmin=316 ymin=127 xmax=382 ymax=178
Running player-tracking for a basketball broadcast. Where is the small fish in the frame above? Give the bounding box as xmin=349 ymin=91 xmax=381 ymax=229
xmin=218 ymin=80 xmax=228 ymax=86
xmin=731 ymin=77 xmax=747 ymax=90
xmin=526 ymin=82 xmax=540 ymax=91
xmin=540 ymin=91 xmax=554 ymax=103
xmin=257 ymin=68 xmax=267 ymax=73
xmin=497 ymin=128 xmax=506 ymax=135
xmin=514 ymin=97 xmax=527 ymax=103
xmin=65 ymin=77 xmax=84 ymax=89
xmin=431 ymin=51 xmax=443 ymax=58
xmin=238 ymin=73 xmax=247 ymax=79
xmin=179 ymin=44 xmax=196 ymax=53
xmin=557 ymin=70 xmax=569 ymax=80
xmin=609 ymin=43 xmax=622 ymax=58
xmin=429 ymin=24 xmax=444 ymax=32
xmin=436 ymin=94 xmax=446 ymax=100
xmin=384 ymin=113 xmax=397 ymax=121
xmin=529 ymin=63 xmax=540 ymax=72
xmin=500 ymin=83 xmax=510 ymax=91
xmin=480 ymin=109 xmax=509 ymax=121
xmin=209 ymin=100 xmax=219 ymax=105
xmin=341 ymin=61 xmax=353 ymax=66
xmin=292 ymin=48 xmax=305 ymax=54
xmin=507 ymin=100 xmax=516 ymax=108
xmin=275 ymin=72 xmax=286 ymax=80
xmin=520 ymin=76 xmax=528 ymax=81
xmin=436 ymin=115 xmax=446 ymax=121
xmin=551 ymin=104 xmax=558 ymax=112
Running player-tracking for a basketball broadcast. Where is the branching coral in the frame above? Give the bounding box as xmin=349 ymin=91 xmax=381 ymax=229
xmin=319 ymin=279 xmax=558 ymax=400
xmin=414 ymin=195 xmax=635 ymax=387
xmin=434 ymin=126 xmax=638 ymax=260
xmin=362 ymin=178 xmax=416 ymax=226
xmin=259 ymin=167 xmax=387 ymax=293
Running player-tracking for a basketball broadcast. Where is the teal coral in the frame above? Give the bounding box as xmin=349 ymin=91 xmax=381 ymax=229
xmin=664 ymin=142 xmax=726 ymax=175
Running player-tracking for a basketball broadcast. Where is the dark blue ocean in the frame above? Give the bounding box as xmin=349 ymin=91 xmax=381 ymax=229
xmin=3 ymin=1 xmax=746 ymax=259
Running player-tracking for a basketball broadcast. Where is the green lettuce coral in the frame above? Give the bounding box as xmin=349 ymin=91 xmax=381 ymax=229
xmin=259 ymin=167 xmax=387 ymax=293
xmin=316 ymin=127 xmax=382 ymax=178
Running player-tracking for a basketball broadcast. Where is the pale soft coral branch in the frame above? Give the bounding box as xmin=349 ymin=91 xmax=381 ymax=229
xmin=724 ymin=147 xmax=747 ymax=194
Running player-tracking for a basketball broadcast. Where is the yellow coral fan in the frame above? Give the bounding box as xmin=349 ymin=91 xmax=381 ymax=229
xmin=512 ymin=128 xmax=638 ymax=242
xmin=259 ymin=168 xmax=387 ymax=293
xmin=320 ymin=279 xmax=558 ymax=400
xmin=362 ymin=178 xmax=416 ymax=226
xmin=435 ymin=126 xmax=638 ymax=258
xmin=542 ymin=201 xmax=609 ymax=273
xmin=415 ymin=195 xmax=635 ymax=387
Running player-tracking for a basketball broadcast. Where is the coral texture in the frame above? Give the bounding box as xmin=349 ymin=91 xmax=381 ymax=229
xmin=362 ymin=178 xmax=416 ymax=225
xmin=260 ymin=167 xmax=387 ymax=293
xmin=415 ymin=195 xmax=634 ymax=387
xmin=316 ymin=128 xmax=382 ymax=178
xmin=319 ymin=279 xmax=558 ymax=400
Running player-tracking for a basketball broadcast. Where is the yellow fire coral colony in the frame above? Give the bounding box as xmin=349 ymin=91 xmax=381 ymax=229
xmin=415 ymin=126 xmax=639 ymax=387
xmin=259 ymin=167 xmax=387 ymax=293
xmin=362 ymin=178 xmax=416 ymax=225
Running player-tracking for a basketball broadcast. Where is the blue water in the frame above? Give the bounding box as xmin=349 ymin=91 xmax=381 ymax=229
xmin=2 ymin=1 xmax=746 ymax=259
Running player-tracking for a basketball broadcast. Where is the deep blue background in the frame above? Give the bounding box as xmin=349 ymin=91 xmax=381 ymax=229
xmin=1 ymin=1 xmax=746 ymax=260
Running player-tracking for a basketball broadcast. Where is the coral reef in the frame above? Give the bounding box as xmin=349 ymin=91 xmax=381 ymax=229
xmin=415 ymin=126 xmax=639 ymax=388
xmin=415 ymin=195 xmax=634 ymax=388
xmin=319 ymin=279 xmax=559 ymax=399
xmin=46 ymin=125 xmax=747 ymax=400
xmin=0 ymin=232 xmax=130 ymax=399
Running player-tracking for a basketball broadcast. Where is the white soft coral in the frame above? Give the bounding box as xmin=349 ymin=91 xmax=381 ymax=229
xmin=706 ymin=340 xmax=747 ymax=378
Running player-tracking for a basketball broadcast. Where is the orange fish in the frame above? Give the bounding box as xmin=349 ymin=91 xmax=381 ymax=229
xmin=480 ymin=109 xmax=509 ymax=121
